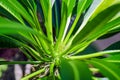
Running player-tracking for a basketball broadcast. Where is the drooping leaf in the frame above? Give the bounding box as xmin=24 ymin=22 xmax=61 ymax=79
xmin=60 ymin=59 xmax=92 ymax=80
xmin=0 ymin=17 xmax=48 ymax=41
xmin=89 ymin=58 xmax=120 ymax=80
xmin=0 ymin=35 xmax=19 ymax=48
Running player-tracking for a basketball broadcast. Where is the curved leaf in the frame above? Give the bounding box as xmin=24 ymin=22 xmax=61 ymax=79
xmin=89 ymin=59 xmax=120 ymax=80
xmin=0 ymin=17 xmax=48 ymax=41
xmin=0 ymin=35 xmax=19 ymax=48
xmin=60 ymin=59 xmax=92 ymax=80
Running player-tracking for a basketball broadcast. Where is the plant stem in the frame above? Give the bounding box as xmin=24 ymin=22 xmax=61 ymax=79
xmin=67 ymin=50 xmax=120 ymax=60
xmin=106 ymin=60 xmax=120 ymax=63
xmin=21 ymin=68 xmax=45 ymax=80
xmin=49 ymin=62 xmax=55 ymax=76
xmin=0 ymin=61 xmax=42 ymax=64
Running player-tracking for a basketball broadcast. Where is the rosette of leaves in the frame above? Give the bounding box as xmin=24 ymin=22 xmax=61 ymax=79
xmin=0 ymin=0 xmax=120 ymax=80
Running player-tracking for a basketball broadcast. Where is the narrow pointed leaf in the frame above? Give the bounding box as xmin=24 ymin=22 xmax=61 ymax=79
xmin=0 ymin=0 xmax=24 ymax=24
xmin=39 ymin=0 xmax=49 ymax=20
xmin=52 ymin=0 xmax=61 ymax=37
xmin=67 ymin=0 xmax=76 ymax=17
xmin=55 ymin=2 xmax=67 ymax=50
xmin=71 ymin=4 xmax=120 ymax=53
xmin=8 ymin=0 xmax=35 ymax=26
xmin=90 ymin=0 xmax=117 ymax=20
xmin=64 ymin=0 xmax=93 ymax=44
xmin=69 ymin=50 xmax=120 ymax=60
xmin=73 ymin=4 xmax=120 ymax=44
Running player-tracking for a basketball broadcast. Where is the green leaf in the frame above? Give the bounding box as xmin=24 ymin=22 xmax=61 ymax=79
xmin=68 ymin=50 xmax=120 ymax=60
xmin=89 ymin=59 xmax=120 ymax=80
xmin=0 ymin=6 xmax=17 ymax=20
xmin=60 ymin=59 xmax=92 ymax=80
xmin=0 ymin=35 xmax=19 ymax=48
xmin=0 ymin=0 xmax=24 ymax=24
xmin=67 ymin=0 xmax=76 ymax=17
xmin=90 ymin=0 xmax=117 ymax=20
xmin=109 ymin=25 xmax=120 ymax=34
xmin=46 ymin=0 xmax=53 ymax=44
xmin=73 ymin=4 xmax=120 ymax=44
xmin=55 ymin=1 xmax=67 ymax=50
xmin=104 ymin=53 xmax=120 ymax=63
xmin=0 ymin=17 xmax=48 ymax=41
xmin=71 ymin=4 xmax=120 ymax=54
xmin=7 ymin=0 xmax=35 ymax=26
xmin=0 ymin=17 xmax=31 ymax=34
xmin=39 ymin=0 xmax=54 ymax=46
xmin=64 ymin=0 xmax=93 ymax=44
xmin=76 ymin=0 xmax=88 ymax=16
xmin=59 ymin=1 xmax=67 ymax=40
xmin=19 ymin=0 xmax=36 ymax=11
xmin=52 ymin=0 xmax=61 ymax=37
xmin=39 ymin=0 xmax=49 ymax=20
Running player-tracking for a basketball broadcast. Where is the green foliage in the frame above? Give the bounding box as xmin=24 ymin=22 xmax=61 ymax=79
xmin=0 ymin=0 xmax=120 ymax=80
xmin=89 ymin=59 xmax=120 ymax=80
xmin=60 ymin=59 xmax=92 ymax=80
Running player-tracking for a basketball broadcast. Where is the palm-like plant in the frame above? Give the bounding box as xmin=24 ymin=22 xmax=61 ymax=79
xmin=0 ymin=0 xmax=120 ymax=80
